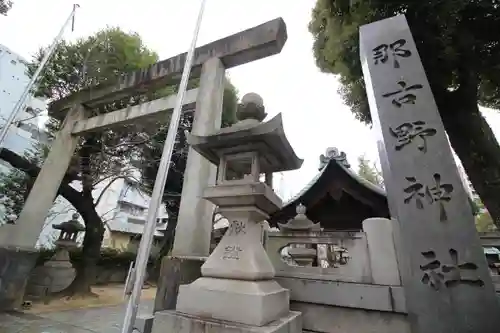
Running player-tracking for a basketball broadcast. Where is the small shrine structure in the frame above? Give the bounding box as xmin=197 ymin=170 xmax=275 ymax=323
xmin=269 ymin=147 xmax=389 ymax=231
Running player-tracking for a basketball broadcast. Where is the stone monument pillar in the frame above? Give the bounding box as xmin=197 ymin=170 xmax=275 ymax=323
xmin=152 ymin=93 xmax=304 ymax=333
xmin=360 ymin=15 xmax=500 ymax=332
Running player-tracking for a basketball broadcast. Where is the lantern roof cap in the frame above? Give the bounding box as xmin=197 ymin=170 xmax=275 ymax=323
xmin=187 ymin=113 xmax=303 ymax=173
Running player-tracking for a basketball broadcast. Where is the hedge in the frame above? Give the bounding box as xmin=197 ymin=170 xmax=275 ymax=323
xmin=36 ymin=247 xmax=155 ymax=267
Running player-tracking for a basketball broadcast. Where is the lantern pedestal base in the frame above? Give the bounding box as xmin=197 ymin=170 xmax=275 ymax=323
xmin=175 ymin=277 xmax=290 ymax=326
xmin=152 ymin=311 xmax=302 ymax=333
xmin=152 ymin=309 xmax=302 ymax=333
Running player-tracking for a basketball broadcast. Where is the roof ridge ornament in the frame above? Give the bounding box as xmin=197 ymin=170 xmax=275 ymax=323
xmin=318 ymin=147 xmax=350 ymax=171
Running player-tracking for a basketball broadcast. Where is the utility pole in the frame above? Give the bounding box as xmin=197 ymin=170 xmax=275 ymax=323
xmin=0 ymin=4 xmax=79 ymax=149
xmin=120 ymin=1 xmax=208 ymax=332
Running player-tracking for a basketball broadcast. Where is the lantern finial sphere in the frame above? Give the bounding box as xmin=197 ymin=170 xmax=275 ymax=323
xmin=296 ymin=203 xmax=307 ymax=215
xmin=241 ymin=93 xmax=264 ymax=107
xmin=237 ymin=93 xmax=267 ymax=122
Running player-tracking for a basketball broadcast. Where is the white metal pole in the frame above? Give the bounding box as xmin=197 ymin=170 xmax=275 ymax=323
xmin=0 ymin=4 xmax=79 ymax=149
xmin=120 ymin=0 xmax=207 ymax=332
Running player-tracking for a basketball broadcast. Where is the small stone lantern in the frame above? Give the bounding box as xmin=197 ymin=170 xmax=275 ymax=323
xmin=278 ymin=204 xmax=319 ymax=266
xmin=27 ymin=213 xmax=85 ymax=297
xmin=53 ymin=213 xmax=85 ymax=248
xmin=174 ymin=93 xmax=304 ymax=329
xmin=278 ymin=203 xmax=320 ymax=231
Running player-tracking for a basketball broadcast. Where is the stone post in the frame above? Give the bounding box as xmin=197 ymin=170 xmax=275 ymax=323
xmin=360 ymin=15 xmax=500 ymax=332
xmin=154 ymin=57 xmax=225 ymax=313
xmin=172 ymin=57 xmax=225 ymax=257
xmin=363 ymin=218 xmax=401 ymax=285
xmin=0 ymin=104 xmax=86 ymax=310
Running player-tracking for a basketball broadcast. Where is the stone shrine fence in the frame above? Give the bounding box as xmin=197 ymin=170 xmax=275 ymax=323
xmin=265 ymin=218 xmax=500 ymax=333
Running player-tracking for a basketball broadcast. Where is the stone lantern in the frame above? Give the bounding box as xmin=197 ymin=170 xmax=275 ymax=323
xmin=169 ymin=93 xmax=304 ymax=332
xmin=278 ymin=203 xmax=319 ymax=267
xmin=26 ymin=213 xmax=85 ymax=298
xmin=278 ymin=203 xmax=320 ymax=231
xmin=46 ymin=214 xmax=84 ymax=285
xmin=52 ymin=213 xmax=85 ymax=249
xmin=46 ymin=213 xmax=84 ymax=281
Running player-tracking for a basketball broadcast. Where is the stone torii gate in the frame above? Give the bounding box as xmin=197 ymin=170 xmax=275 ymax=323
xmin=0 ymin=17 xmax=287 ymax=311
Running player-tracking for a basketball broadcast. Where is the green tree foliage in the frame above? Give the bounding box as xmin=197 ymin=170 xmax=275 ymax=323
xmin=0 ymin=169 xmax=27 ymax=223
xmin=309 ymin=0 xmax=500 ymax=227
xmin=356 ymin=155 xmax=384 ymax=188
xmin=0 ymin=0 xmax=13 ymax=15
xmin=474 ymin=198 xmax=497 ymax=232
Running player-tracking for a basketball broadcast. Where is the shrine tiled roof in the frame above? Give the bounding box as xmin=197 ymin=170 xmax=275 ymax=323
xmin=284 ymin=147 xmax=386 ymax=206
xmin=268 ymin=147 xmax=390 ymax=228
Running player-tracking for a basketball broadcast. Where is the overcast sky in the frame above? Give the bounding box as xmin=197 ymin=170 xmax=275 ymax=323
xmin=1 ymin=0 xmax=500 ymax=200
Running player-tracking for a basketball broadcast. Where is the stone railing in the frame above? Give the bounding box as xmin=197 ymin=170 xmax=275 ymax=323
xmin=266 ymin=218 xmax=402 ymax=286
xmin=479 ymin=231 xmax=500 ymax=247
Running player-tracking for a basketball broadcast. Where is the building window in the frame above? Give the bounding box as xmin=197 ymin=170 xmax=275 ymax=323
xmin=157 ymin=218 xmax=168 ymax=224
xmin=119 ymin=202 xmax=145 ymax=217
xmin=25 ymin=106 xmax=41 ymax=116
xmin=130 ymin=235 xmax=141 ymax=243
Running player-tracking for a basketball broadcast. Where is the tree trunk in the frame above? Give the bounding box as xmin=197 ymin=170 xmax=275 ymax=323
xmin=62 ymin=193 xmax=105 ymax=297
xmin=157 ymin=216 xmax=178 ymax=262
xmin=63 ymin=137 xmax=106 ymax=296
xmin=439 ymin=90 xmax=500 ymax=228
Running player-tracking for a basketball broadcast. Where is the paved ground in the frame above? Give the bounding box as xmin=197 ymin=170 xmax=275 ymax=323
xmin=0 ymin=301 xmax=153 ymax=333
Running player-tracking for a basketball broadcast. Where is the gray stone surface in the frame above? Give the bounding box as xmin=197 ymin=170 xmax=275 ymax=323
xmin=0 ymin=301 xmax=153 ymax=333
xmin=71 ymin=88 xmax=198 ymax=135
xmin=266 ymin=231 xmax=371 ymax=284
xmin=176 ymin=278 xmax=290 ymax=326
xmin=363 ymin=218 xmax=401 ymax=286
xmin=292 ymin=302 xmax=410 ymax=333
xmin=152 ymin=310 xmax=302 ymax=333
xmin=153 ymin=256 xmax=203 ymax=312
xmin=26 ymin=249 xmax=76 ymax=297
xmin=49 ymin=17 xmax=288 ymax=115
xmin=276 ymin=277 xmax=406 ymax=313
xmin=360 ymin=14 xmax=500 ymax=332
xmin=171 ymin=57 xmax=225 ymax=259
xmin=0 ymin=247 xmax=38 ymax=311
xmin=0 ymin=311 xmax=96 ymax=333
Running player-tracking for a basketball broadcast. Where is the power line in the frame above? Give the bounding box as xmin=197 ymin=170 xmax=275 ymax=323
xmin=0 ymin=4 xmax=79 ymax=151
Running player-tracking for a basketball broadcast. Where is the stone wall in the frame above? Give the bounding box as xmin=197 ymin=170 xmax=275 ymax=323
xmin=0 ymin=247 xmax=38 ymax=311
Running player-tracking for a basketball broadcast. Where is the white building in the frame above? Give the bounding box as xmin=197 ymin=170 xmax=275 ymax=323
xmin=38 ymin=171 xmax=169 ymax=255
xmin=0 ymin=44 xmax=168 ymax=252
xmin=0 ymin=44 xmax=47 ymax=172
